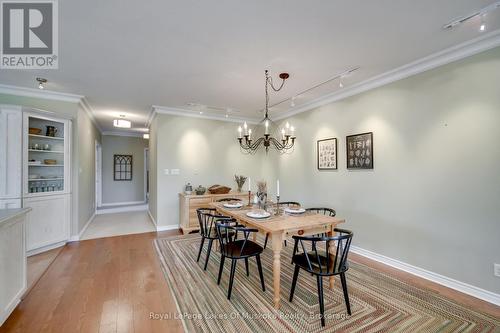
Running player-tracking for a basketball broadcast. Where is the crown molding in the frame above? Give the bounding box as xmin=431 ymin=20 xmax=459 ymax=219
xmin=101 ymin=130 xmax=145 ymax=138
xmin=0 ymin=83 xmax=103 ymax=133
xmin=274 ymin=29 xmax=500 ymax=120
xmin=150 ymin=105 xmax=260 ymax=126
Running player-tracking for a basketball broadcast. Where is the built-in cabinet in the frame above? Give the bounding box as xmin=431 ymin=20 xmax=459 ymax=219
xmin=0 ymin=105 xmax=72 ymax=256
xmin=179 ymin=192 xmax=249 ymax=234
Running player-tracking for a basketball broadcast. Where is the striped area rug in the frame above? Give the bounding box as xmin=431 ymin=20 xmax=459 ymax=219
xmin=154 ymin=235 xmax=500 ymax=332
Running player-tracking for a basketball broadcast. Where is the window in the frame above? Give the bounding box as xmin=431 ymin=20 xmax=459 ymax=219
xmin=113 ymin=154 xmax=132 ymax=180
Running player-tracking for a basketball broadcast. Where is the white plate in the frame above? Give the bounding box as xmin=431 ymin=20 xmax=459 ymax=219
xmin=246 ymin=211 xmax=271 ymax=219
xmin=284 ymin=207 xmax=306 ymax=214
xmin=223 ymin=202 xmax=243 ymax=208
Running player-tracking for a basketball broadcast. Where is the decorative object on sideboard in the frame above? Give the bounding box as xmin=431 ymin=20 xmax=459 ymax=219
xmin=195 ymin=185 xmax=206 ymax=195
xmin=29 ymin=127 xmax=42 ymax=135
xmin=317 ymin=137 xmax=338 ymax=170
xmin=256 ymin=180 xmax=267 ymax=210
xmin=346 ymin=132 xmax=373 ymax=169
xmin=237 ymin=70 xmax=296 ymax=154
xmin=208 ymin=185 xmax=231 ymax=194
xmin=45 ymin=125 xmax=58 ymax=137
xmin=113 ymin=154 xmax=133 ymax=180
xmin=184 ymin=183 xmax=193 ymax=194
xmin=234 ymin=175 xmax=247 ymax=192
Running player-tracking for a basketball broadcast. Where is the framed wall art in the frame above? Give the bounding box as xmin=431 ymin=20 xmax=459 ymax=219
xmin=114 ymin=154 xmax=133 ymax=180
xmin=317 ymin=138 xmax=337 ymax=170
xmin=346 ymin=132 xmax=373 ymax=169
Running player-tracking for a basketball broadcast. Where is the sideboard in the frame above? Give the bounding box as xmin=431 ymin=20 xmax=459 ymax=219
xmin=179 ymin=192 xmax=249 ymax=234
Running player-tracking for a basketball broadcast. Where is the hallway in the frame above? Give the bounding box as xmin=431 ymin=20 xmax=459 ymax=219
xmin=81 ymin=211 xmax=156 ymax=240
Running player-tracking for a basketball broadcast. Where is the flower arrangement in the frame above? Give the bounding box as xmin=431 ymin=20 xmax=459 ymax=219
xmin=234 ymin=175 xmax=247 ymax=192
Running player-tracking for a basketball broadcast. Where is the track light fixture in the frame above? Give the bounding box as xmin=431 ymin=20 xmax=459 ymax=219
xmin=443 ymin=1 xmax=499 ymax=30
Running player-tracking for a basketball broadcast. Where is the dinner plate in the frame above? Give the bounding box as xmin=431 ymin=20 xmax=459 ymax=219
xmin=246 ymin=211 xmax=271 ymax=219
xmin=284 ymin=207 xmax=306 ymax=214
xmin=223 ymin=202 xmax=243 ymax=208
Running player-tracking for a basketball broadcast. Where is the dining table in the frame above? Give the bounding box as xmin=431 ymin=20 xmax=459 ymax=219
xmin=211 ymin=201 xmax=345 ymax=309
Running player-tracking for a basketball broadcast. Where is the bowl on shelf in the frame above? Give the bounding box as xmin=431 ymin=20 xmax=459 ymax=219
xmin=28 ymin=160 xmax=42 ymax=165
xmin=29 ymin=127 xmax=42 ymax=135
xmin=44 ymin=159 xmax=57 ymax=165
xmin=28 ymin=174 xmax=40 ymax=179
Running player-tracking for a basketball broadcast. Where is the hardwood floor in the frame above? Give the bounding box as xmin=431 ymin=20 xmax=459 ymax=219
xmin=26 ymin=247 xmax=63 ymax=295
xmin=1 ymin=231 xmax=498 ymax=332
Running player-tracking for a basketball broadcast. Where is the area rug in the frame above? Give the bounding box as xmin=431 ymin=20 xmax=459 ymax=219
xmin=154 ymin=235 xmax=500 ymax=332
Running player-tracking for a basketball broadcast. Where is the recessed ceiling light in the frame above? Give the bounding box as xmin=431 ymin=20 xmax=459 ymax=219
xmin=143 ymin=133 xmax=150 ymax=139
xmin=36 ymin=77 xmax=47 ymax=90
xmin=113 ymin=119 xmax=131 ymax=128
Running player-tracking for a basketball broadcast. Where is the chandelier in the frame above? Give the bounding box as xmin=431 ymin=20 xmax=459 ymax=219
xmin=237 ymin=70 xmax=296 ymax=154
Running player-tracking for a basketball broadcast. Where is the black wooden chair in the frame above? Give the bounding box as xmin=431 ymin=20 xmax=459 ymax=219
xmin=263 ymin=201 xmax=302 ymax=249
xmin=289 ymin=228 xmax=353 ymax=327
xmin=196 ymin=208 xmax=232 ymax=271
xmin=216 ymin=198 xmax=243 ymax=202
xmin=306 ymin=207 xmax=336 ymax=237
xmin=216 ymin=219 xmax=266 ymax=300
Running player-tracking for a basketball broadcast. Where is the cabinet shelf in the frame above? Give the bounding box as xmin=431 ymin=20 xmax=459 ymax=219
xmin=28 ymin=178 xmax=64 ymax=181
xmin=28 ymin=164 xmax=64 ymax=167
xmin=28 ymin=134 xmax=64 ymax=140
xmin=28 ymin=149 xmax=64 ymax=153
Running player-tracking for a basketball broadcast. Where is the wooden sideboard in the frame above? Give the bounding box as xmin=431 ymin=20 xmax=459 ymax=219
xmin=179 ymin=192 xmax=249 ymax=234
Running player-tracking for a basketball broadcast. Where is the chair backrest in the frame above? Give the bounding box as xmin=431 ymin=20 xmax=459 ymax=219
xmin=306 ymin=207 xmax=336 ymax=217
xmin=216 ymin=219 xmax=259 ymax=257
xmin=279 ymin=201 xmax=301 ymax=208
xmin=216 ymin=198 xmax=243 ymax=202
xmin=196 ymin=208 xmax=231 ymax=238
xmin=292 ymin=228 xmax=353 ymax=275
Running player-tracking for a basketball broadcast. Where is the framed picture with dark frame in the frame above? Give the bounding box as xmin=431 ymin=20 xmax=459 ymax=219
xmin=114 ymin=154 xmax=133 ymax=180
xmin=346 ymin=132 xmax=373 ymax=169
xmin=317 ymin=138 xmax=337 ymax=170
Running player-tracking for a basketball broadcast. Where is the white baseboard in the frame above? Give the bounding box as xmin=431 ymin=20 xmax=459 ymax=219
xmin=99 ymin=200 xmax=146 ymax=207
xmin=68 ymin=213 xmax=96 ymax=241
xmin=350 ymin=245 xmax=500 ymax=306
xmin=27 ymin=241 xmax=66 ymax=257
xmin=148 ymin=210 xmax=157 ymax=226
xmin=156 ymin=224 xmax=180 ymax=232
xmin=96 ymin=204 xmax=148 ymax=215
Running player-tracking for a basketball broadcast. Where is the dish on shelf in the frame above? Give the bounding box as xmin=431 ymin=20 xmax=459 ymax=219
xmin=44 ymin=159 xmax=57 ymax=165
xmin=29 ymin=127 xmax=42 ymax=135
xmin=223 ymin=202 xmax=243 ymax=208
xmin=246 ymin=210 xmax=271 ymax=219
xmin=28 ymin=160 xmax=42 ymax=165
xmin=41 ymin=175 xmax=60 ymax=179
xmin=28 ymin=174 xmax=40 ymax=179
xmin=284 ymin=207 xmax=306 ymax=214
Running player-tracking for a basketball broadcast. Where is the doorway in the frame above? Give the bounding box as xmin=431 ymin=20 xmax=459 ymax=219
xmin=95 ymin=141 xmax=102 ymax=209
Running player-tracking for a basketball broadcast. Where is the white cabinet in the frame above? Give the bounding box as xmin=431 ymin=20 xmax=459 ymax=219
xmin=0 ymin=199 xmax=21 ymax=209
xmin=23 ymin=194 xmax=70 ymax=254
xmin=0 ymin=209 xmax=28 ymax=326
xmin=0 ymin=105 xmax=22 ymax=200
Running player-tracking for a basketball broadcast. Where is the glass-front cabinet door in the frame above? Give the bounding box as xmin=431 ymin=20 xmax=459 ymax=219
xmin=23 ymin=112 xmax=71 ymax=196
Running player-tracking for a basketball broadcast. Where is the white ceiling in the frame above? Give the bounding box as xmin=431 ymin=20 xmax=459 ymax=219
xmin=1 ymin=0 xmax=499 ymax=132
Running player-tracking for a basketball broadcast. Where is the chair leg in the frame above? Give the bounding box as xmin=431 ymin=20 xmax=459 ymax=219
xmin=256 ymin=255 xmax=265 ymax=292
xmin=217 ymin=255 xmax=226 ymax=285
xmin=244 ymin=258 xmax=249 ymax=277
xmin=340 ymin=272 xmax=351 ymax=315
xmin=317 ymin=275 xmax=325 ymax=327
xmin=291 ymin=240 xmax=298 ymax=264
xmin=227 ymin=259 xmax=237 ymax=300
xmin=289 ymin=265 xmax=300 ymax=302
xmin=264 ymin=233 xmax=269 ymax=249
xmin=284 ymin=239 xmax=287 ymax=247
xmin=203 ymin=239 xmax=213 ymax=271
xmin=196 ymin=237 xmax=205 ymax=262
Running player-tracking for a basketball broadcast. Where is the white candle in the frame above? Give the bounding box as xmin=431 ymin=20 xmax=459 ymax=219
xmin=265 ymin=120 xmax=269 ymax=135
xmin=248 ymin=177 xmax=251 ymax=191
xmin=277 ymin=180 xmax=280 ymax=197
xmin=281 ymin=128 xmax=285 ymax=140
xmin=238 ymin=126 xmax=242 ymax=138
xmin=243 ymin=122 xmax=248 ymax=135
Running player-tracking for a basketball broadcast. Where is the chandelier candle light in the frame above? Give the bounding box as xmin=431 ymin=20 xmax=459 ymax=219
xmin=237 ymin=70 xmax=296 ymax=154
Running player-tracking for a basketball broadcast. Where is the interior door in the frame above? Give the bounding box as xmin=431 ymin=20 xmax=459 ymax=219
xmin=95 ymin=142 xmax=102 ymax=208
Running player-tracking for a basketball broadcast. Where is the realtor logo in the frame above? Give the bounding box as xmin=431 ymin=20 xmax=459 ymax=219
xmin=1 ymin=0 xmax=58 ymax=69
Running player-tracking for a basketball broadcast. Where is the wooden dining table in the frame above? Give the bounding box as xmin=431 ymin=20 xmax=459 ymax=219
xmin=211 ymin=201 xmax=345 ymax=309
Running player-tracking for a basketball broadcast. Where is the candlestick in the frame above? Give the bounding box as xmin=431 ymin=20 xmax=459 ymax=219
xmin=247 ymin=190 xmax=252 ymax=207
xmin=276 ymin=195 xmax=281 ymax=215
xmin=248 ymin=177 xmax=251 ymax=191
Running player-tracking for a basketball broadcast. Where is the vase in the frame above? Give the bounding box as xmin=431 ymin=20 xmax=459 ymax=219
xmin=237 ymin=185 xmax=243 ymax=192
xmin=257 ymin=192 xmax=267 ymax=210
